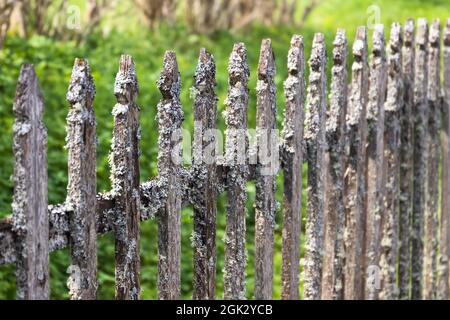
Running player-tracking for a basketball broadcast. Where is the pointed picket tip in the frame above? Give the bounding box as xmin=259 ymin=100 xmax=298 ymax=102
xmin=195 ymin=48 xmax=216 ymax=92
xmin=429 ymin=19 xmax=441 ymax=47
xmin=353 ymin=26 xmax=368 ymax=58
xmin=333 ymin=29 xmax=347 ymax=65
xmin=157 ymin=50 xmax=181 ymax=99
xmin=389 ymin=23 xmax=403 ymax=53
xmin=228 ymin=42 xmax=250 ymax=85
xmin=287 ymin=35 xmax=304 ymax=75
xmin=114 ymin=54 xmax=138 ymax=104
xmin=310 ymin=33 xmax=326 ymax=71
xmin=13 ymin=64 xmax=44 ymax=119
xmin=372 ymin=24 xmax=385 ymax=56
xmin=257 ymin=38 xmax=275 ymax=80
xmin=404 ymin=19 xmax=415 ymax=47
xmin=67 ymin=58 xmax=96 ymax=108
xmin=416 ymin=18 xmax=429 ymax=46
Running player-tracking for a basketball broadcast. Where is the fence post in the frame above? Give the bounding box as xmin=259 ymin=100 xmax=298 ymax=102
xmin=12 ymin=64 xmax=49 ymax=300
xmin=344 ymin=26 xmax=369 ymax=300
xmin=281 ymin=35 xmax=304 ymax=300
xmin=379 ymin=23 xmax=403 ymax=300
xmin=110 ymin=55 xmax=141 ymax=300
xmin=65 ymin=58 xmax=98 ymax=300
xmin=304 ymin=33 xmax=327 ymax=300
xmin=321 ymin=29 xmax=347 ymax=300
xmin=192 ymin=48 xmax=218 ymax=300
xmin=224 ymin=43 xmax=249 ymax=300
xmin=255 ymin=38 xmax=278 ymax=300
xmin=423 ymin=19 xmax=441 ymax=300
xmin=438 ymin=18 xmax=450 ymax=300
xmin=411 ymin=18 xmax=429 ymax=300
xmin=364 ymin=24 xmax=387 ymax=300
xmin=398 ymin=18 xmax=415 ymax=300
xmin=156 ymin=51 xmax=184 ymax=300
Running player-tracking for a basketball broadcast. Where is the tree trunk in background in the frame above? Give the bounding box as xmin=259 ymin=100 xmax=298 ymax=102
xmin=259 ymin=0 xmax=276 ymax=25
xmin=154 ymin=0 xmax=321 ymax=33
xmin=0 ymin=0 xmax=16 ymax=48
xmin=134 ymin=0 xmax=163 ymax=29
xmin=279 ymin=0 xmax=297 ymax=25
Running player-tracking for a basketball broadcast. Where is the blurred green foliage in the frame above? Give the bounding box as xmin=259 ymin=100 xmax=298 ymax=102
xmin=0 ymin=0 xmax=448 ymax=300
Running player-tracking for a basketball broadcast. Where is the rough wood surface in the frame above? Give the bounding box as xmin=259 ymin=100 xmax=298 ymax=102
xmin=364 ymin=24 xmax=387 ymax=300
xmin=411 ymin=18 xmax=429 ymax=300
xmin=223 ymin=43 xmax=249 ymax=300
xmin=156 ymin=51 xmax=184 ymax=300
xmin=379 ymin=23 xmax=403 ymax=300
xmin=304 ymin=33 xmax=327 ymax=300
xmin=438 ymin=18 xmax=450 ymax=300
xmin=280 ymin=35 xmax=304 ymax=300
xmin=192 ymin=49 xmax=218 ymax=300
xmin=4 ymin=22 xmax=450 ymax=301
xmin=0 ymin=163 xmax=235 ymax=266
xmin=321 ymin=29 xmax=348 ymax=300
xmin=65 ymin=58 xmax=98 ymax=300
xmin=12 ymin=64 xmax=49 ymax=300
xmin=344 ymin=26 xmax=369 ymax=300
xmin=110 ymin=55 xmax=141 ymax=300
xmin=255 ymin=39 xmax=278 ymax=300
xmin=398 ymin=18 xmax=415 ymax=300
xmin=423 ymin=19 xmax=441 ymax=300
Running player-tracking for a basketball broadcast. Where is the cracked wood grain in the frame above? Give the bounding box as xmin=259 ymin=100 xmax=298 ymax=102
xmin=438 ymin=18 xmax=450 ymax=300
xmin=66 ymin=58 xmax=98 ymax=300
xmin=398 ymin=18 xmax=415 ymax=300
xmin=364 ymin=24 xmax=387 ymax=300
xmin=379 ymin=23 xmax=403 ymax=300
xmin=156 ymin=51 xmax=184 ymax=300
xmin=110 ymin=55 xmax=141 ymax=300
xmin=343 ymin=26 xmax=369 ymax=300
xmin=223 ymin=43 xmax=250 ymax=300
xmin=423 ymin=19 xmax=441 ymax=300
xmin=321 ymin=29 xmax=347 ymax=300
xmin=281 ymin=35 xmax=304 ymax=300
xmin=304 ymin=33 xmax=327 ymax=300
xmin=192 ymin=48 xmax=218 ymax=300
xmin=254 ymin=39 xmax=278 ymax=300
xmin=12 ymin=64 xmax=49 ymax=300
xmin=411 ymin=18 xmax=429 ymax=300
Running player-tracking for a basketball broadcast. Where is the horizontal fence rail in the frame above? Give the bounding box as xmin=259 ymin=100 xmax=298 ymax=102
xmin=1 ymin=18 xmax=450 ymax=300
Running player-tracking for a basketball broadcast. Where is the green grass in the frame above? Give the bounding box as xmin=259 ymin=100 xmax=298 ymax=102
xmin=0 ymin=0 xmax=448 ymax=299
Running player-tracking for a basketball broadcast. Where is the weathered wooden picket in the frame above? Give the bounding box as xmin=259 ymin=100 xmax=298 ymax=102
xmin=1 ymin=18 xmax=450 ymax=300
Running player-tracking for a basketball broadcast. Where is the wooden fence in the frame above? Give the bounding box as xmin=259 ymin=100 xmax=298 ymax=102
xmin=1 ymin=18 xmax=450 ymax=300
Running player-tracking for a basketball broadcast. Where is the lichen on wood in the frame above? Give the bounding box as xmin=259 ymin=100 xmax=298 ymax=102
xmin=304 ymin=33 xmax=327 ymax=300
xmin=191 ymin=48 xmax=218 ymax=300
xmin=398 ymin=18 xmax=415 ymax=300
xmin=156 ymin=51 xmax=184 ymax=300
xmin=12 ymin=64 xmax=49 ymax=300
xmin=411 ymin=18 xmax=429 ymax=300
xmin=321 ymin=29 xmax=347 ymax=300
xmin=379 ymin=23 xmax=403 ymax=300
xmin=363 ymin=24 xmax=387 ymax=300
xmin=65 ymin=58 xmax=98 ymax=300
xmin=438 ymin=18 xmax=450 ymax=300
xmin=343 ymin=26 xmax=369 ymax=300
xmin=423 ymin=19 xmax=441 ymax=300
xmin=110 ymin=55 xmax=141 ymax=300
xmin=223 ymin=43 xmax=249 ymax=300
xmin=0 ymin=164 xmax=229 ymax=266
xmin=281 ymin=34 xmax=304 ymax=300
xmin=255 ymin=38 xmax=278 ymax=300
